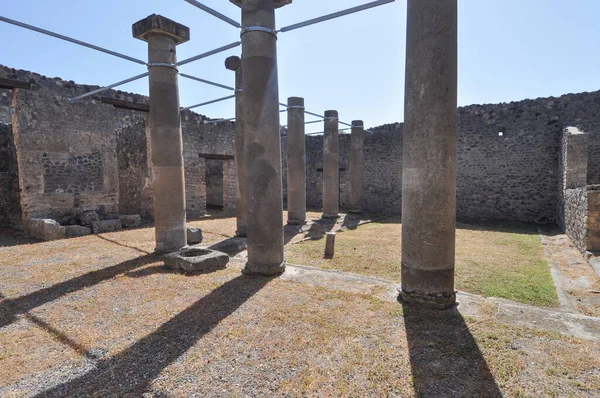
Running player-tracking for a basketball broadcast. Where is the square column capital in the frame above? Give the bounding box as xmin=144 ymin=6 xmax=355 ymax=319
xmin=133 ymin=14 xmax=190 ymax=44
xmin=229 ymin=0 xmax=292 ymax=9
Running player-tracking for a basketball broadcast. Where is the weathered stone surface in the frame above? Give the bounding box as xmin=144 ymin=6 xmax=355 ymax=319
xmin=135 ymin=16 xmax=188 ymax=254
xmin=78 ymin=211 xmax=99 ymax=227
xmin=286 ymin=97 xmax=306 ymax=225
xmin=119 ymin=214 xmax=141 ymax=228
xmin=0 ymin=122 xmax=22 ymax=230
xmin=229 ymin=0 xmax=291 ymax=8
xmin=401 ymin=0 xmax=457 ymax=309
xmin=163 ymin=248 xmax=229 ymax=273
xmin=187 ymin=227 xmax=203 ymax=244
xmin=209 ymin=237 xmax=247 ymax=255
xmin=324 ymin=232 xmax=335 ymax=258
xmin=240 ymin=0 xmax=285 ymax=276
xmin=132 ymin=14 xmax=190 ymax=44
xmin=92 ymin=219 xmax=122 ymax=234
xmin=65 ymin=225 xmax=92 ymax=238
xmin=29 ymin=219 xmax=66 ymax=241
xmin=322 ymin=110 xmax=340 ymax=219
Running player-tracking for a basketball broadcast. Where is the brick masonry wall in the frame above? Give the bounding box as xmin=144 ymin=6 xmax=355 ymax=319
xmin=0 ymin=122 xmax=22 ymax=229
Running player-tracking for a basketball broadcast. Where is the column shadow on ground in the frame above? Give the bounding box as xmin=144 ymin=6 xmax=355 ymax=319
xmin=0 ymin=254 xmax=159 ymax=329
xmin=402 ymin=301 xmax=503 ymax=397
xmin=34 ymin=274 xmax=270 ymax=397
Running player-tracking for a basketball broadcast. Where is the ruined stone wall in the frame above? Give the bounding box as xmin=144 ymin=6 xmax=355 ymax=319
xmin=287 ymin=90 xmax=600 ymax=223
xmin=181 ymin=114 xmax=236 ymax=218
xmin=0 ymin=65 xmax=237 ymax=226
xmin=0 ymin=122 xmax=22 ymax=229
xmin=223 ymin=159 xmax=237 ymax=215
xmin=562 ymin=187 xmax=588 ymax=252
xmin=116 ymin=120 xmax=153 ymax=218
xmin=0 ymin=66 xmax=148 ymax=225
xmin=0 ymin=88 xmax=11 ymax=123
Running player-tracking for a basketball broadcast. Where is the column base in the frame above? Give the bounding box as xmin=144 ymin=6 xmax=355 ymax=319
xmin=348 ymin=208 xmax=362 ymax=214
xmin=398 ymin=287 xmax=456 ymax=309
xmin=399 ymin=264 xmax=456 ymax=309
xmin=154 ymin=244 xmax=188 ymax=255
xmin=242 ymin=261 xmax=286 ymax=276
xmin=287 ymin=219 xmax=306 ymax=226
xmin=235 ymin=227 xmax=247 ymax=238
xmin=322 ymin=212 xmax=339 ymax=219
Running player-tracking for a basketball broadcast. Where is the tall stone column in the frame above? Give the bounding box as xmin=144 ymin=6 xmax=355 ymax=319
xmin=401 ymin=0 xmax=458 ymax=308
xmin=225 ymin=56 xmax=247 ymax=237
xmin=349 ymin=120 xmax=365 ymax=213
xmin=322 ymin=110 xmax=340 ymax=219
xmin=231 ymin=0 xmax=291 ymax=275
xmin=133 ymin=15 xmax=189 ymax=253
xmin=287 ymin=97 xmax=307 ymax=225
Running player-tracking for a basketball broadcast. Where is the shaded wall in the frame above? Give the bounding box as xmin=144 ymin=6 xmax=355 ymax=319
xmin=0 ymin=122 xmax=22 ymax=229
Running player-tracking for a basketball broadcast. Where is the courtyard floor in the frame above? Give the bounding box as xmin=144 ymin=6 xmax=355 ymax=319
xmin=1 ymin=212 xmax=599 ymax=397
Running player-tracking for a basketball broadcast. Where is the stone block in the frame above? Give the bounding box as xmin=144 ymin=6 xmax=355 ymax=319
xmin=229 ymin=0 xmax=291 ymax=8
xmin=119 ymin=215 xmax=141 ymax=228
xmin=133 ymin=14 xmax=190 ymax=44
xmin=163 ymin=248 xmax=229 ymax=273
xmin=324 ymin=232 xmax=336 ymax=258
xmin=209 ymin=237 xmax=247 ymax=255
xmin=29 ymin=219 xmax=66 ymax=241
xmin=92 ymin=219 xmax=122 ymax=234
xmin=187 ymin=227 xmax=203 ymax=244
xmin=65 ymin=225 xmax=92 ymax=238
xmin=79 ymin=211 xmax=99 ymax=226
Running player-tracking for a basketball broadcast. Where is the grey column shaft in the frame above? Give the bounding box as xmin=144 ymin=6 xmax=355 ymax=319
xmin=134 ymin=15 xmax=189 ymax=253
xmin=287 ymin=97 xmax=306 ymax=225
xmin=147 ymin=36 xmax=187 ymax=253
xmin=226 ymin=57 xmax=247 ymax=237
xmin=322 ymin=110 xmax=339 ymax=218
xmin=349 ymin=120 xmax=365 ymax=213
xmin=401 ymin=0 xmax=458 ymax=308
xmin=240 ymin=0 xmax=285 ymax=275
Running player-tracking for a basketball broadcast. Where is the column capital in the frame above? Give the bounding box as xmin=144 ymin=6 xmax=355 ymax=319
xmin=325 ymin=110 xmax=338 ymax=119
xmin=133 ymin=14 xmax=190 ymax=44
xmin=352 ymin=120 xmax=364 ymax=127
xmin=229 ymin=0 xmax=292 ymax=8
xmin=288 ymin=97 xmax=304 ymax=107
xmin=225 ymin=56 xmax=242 ymax=71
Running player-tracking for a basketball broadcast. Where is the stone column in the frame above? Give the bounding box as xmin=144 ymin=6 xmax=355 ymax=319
xmin=349 ymin=120 xmax=365 ymax=213
xmin=322 ymin=110 xmax=339 ymax=219
xmin=231 ymin=0 xmax=291 ymax=276
xmin=401 ymin=0 xmax=458 ymax=308
xmin=133 ymin=14 xmax=189 ymax=253
xmin=225 ymin=56 xmax=247 ymax=237
xmin=287 ymin=97 xmax=307 ymax=225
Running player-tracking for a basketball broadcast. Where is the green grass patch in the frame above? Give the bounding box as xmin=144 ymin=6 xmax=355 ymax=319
xmin=285 ymin=218 xmax=559 ymax=307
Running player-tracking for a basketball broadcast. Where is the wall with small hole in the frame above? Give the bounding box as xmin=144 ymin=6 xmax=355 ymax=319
xmin=287 ymin=90 xmax=600 ymax=223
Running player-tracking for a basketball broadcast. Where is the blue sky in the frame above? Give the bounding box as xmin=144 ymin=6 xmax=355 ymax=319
xmin=1 ymin=0 xmax=599 ymax=132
